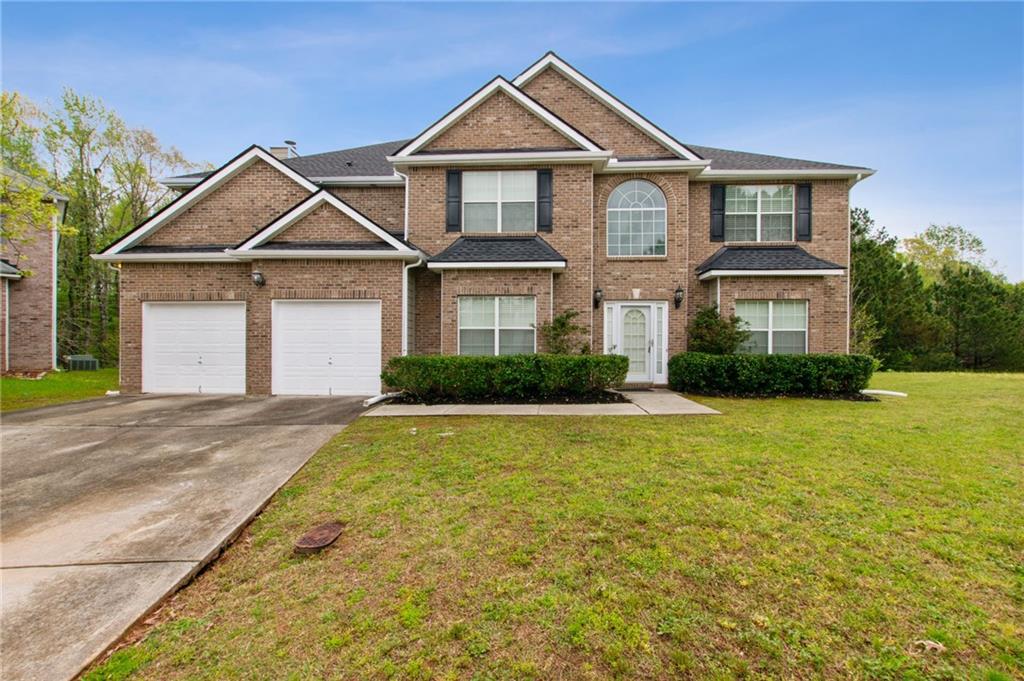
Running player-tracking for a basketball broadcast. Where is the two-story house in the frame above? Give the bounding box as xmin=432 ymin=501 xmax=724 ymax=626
xmin=94 ymin=52 xmax=873 ymax=395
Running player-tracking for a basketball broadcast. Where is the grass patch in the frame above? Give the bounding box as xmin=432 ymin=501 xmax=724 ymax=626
xmin=86 ymin=373 xmax=1023 ymax=679
xmin=0 ymin=368 xmax=118 ymax=412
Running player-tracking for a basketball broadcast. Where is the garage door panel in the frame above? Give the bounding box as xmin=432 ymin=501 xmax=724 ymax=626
xmin=142 ymin=303 xmax=246 ymax=394
xmin=272 ymin=300 xmax=381 ymax=396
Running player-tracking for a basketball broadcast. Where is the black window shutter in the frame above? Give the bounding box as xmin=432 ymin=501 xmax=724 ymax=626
xmin=710 ymin=184 xmax=725 ymax=242
xmin=445 ymin=170 xmax=461 ymax=232
xmin=536 ymin=169 xmax=553 ymax=232
xmin=796 ymin=183 xmax=812 ymax=241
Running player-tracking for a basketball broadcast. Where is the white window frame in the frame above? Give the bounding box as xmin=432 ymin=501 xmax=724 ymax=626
xmin=725 ymin=184 xmax=795 ymax=242
xmin=606 ymin=180 xmax=668 ymax=258
xmin=457 ymin=295 xmax=537 ymax=356
xmin=735 ymin=300 xmax=808 ymax=355
xmin=462 ymin=170 xmax=537 ymax=233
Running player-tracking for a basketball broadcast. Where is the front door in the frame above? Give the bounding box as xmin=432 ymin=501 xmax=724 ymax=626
xmin=603 ymin=302 xmax=668 ymax=384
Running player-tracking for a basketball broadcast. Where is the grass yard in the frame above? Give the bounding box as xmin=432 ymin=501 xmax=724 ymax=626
xmin=87 ymin=373 xmax=1022 ymax=680
xmin=0 ymin=368 xmax=119 ymax=412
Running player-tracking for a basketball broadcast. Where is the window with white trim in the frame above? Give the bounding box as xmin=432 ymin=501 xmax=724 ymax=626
xmin=458 ymin=296 xmax=536 ymax=355
xmin=607 ymin=179 xmax=667 ymax=256
xmin=735 ymin=300 xmax=807 ymax=354
xmin=725 ymin=185 xmax=794 ymax=241
xmin=463 ymin=171 xmax=536 ymax=232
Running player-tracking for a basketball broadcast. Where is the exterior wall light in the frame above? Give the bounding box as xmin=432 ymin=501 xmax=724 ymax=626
xmin=251 ymin=271 xmax=266 ymax=288
xmin=674 ymin=285 xmax=684 ymax=309
xmin=593 ymin=288 xmax=604 ymax=309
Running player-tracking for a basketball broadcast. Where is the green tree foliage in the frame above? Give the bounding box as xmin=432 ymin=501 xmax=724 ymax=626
xmin=850 ymin=208 xmax=1023 ymax=371
xmin=0 ymin=92 xmax=68 ymax=273
xmin=537 ymin=309 xmax=588 ymax=354
xmin=3 ymin=88 xmax=197 ymax=364
xmin=686 ymin=305 xmax=750 ymax=354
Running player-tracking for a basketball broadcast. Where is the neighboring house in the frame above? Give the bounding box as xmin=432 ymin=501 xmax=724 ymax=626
xmin=94 ymin=52 xmax=873 ymax=396
xmin=1 ymin=170 xmax=67 ymax=373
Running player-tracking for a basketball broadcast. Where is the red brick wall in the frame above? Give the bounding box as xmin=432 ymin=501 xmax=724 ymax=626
xmin=592 ymin=172 xmax=689 ymax=356
xmin=329 ymin=186 xmax=404 ymax=235
xmin=141 ymin=159 xmax=309 ymax=246
xmin=423 ymin=90 xmax=581 ymax=152
xmin=1 ymin=221 xmax=56 ymax=372
xmin=438 ymin=269 xmax=553 ymax=354
xmin=520 ymin=67 xmax=672 ymax=158
xmin=687 ymin=179 xmax=850 ymax=352
xmin=272 ymin=202 xmax=385 ymax=243
xmin=412 ymin=268 xmax=441 ymax=354
xmin=118 ymin=259 xmax=403 ymax=394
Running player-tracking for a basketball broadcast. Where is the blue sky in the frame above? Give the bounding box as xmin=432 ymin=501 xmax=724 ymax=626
xmin=4 ymin=1 xmax=1022 ymax=280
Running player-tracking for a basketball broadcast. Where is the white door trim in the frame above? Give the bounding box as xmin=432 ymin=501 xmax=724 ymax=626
xmin=602 ymin=301 xmax=669 ymax=384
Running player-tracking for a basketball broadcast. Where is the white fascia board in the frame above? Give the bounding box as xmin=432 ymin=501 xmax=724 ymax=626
xmin=236 ymin=191 xmax=412 ymax=252
xmin=227 ymin=249 xmax=422 ymax=261
xmin=427 ymin=260 xmax=567 ymax=270
xmin=698 ymin=268 xmax=845 ymax=281
xmin=162 ymin=174 xmax=407 ymax=189
xmin=387 ymin=150 xmax=612 ymax=167
xmin=0 ymin=272 xmax=23 ymax=279
xmin=393 ymin=77 xmax=601 ymax=157
xmin=600 ymin=158 xmax=710 ymax=173
xmin=512 ymin=53 xmax=701 ymax=162
xmin=697 ymin=168 xmax=876 ymax=182
xmin=91 ymin=252 xmax=236 ymax=263
xmin=106 ymin=146 xmax=318 ymax=255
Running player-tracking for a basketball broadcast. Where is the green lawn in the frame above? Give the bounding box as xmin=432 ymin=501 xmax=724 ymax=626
xmin=87 ymin=373 xmax=1022 ymax=680
xmin=0 ymin=368 xmax=119 ymax=413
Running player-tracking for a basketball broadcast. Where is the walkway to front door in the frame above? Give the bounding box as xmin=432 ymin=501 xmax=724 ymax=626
xmin=602 ymin=301 xmax=668 ymax=384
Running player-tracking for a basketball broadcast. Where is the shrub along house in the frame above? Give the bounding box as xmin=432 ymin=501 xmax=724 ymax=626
xmin=94 ymin=52 xmax=873 ymax=396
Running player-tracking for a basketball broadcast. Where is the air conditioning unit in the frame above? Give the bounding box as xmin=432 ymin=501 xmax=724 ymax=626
xmin=64 ymin=354 xmax=99 ymax=371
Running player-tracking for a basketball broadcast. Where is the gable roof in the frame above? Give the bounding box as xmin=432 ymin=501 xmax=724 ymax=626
xmin=1 ymin=259 xmax=23 ymax=279
xmin=685 ymin=144 xmax=868 ymax=172
xmin=696 ymin=246 xmax=844 ymax=279
xmin=513 ymin=51 xmax=703 ymax=162
xmin=234 ymin=189 xmax=413 ymax=253
xmin=101 ymin=146 xmax=318 ymax=255
xmin=393 ymin=76 xmax=602 ymax=158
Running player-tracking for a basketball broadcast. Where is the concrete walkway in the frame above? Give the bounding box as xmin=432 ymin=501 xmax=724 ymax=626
xmin=1 ymin=394 xmax=364 ymax=681
xmin=365 ymin=389 xmax=719 ymax=416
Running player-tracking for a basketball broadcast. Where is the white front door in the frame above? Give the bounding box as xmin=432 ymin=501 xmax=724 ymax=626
xmin=603 ymin=301 xmax=668 ymax=384
xmin=142 ymin=302 xmax=246 ymax=394
xmin=271 ymin=300 xmax=381 ymax=396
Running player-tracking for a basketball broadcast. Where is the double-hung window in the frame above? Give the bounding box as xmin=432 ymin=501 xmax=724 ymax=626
xmin=462 ymin=171 xmax=537 ymax=232
xmin=458 ymin=296 xmax=536 ymax=355
xmin=725 ymin=185 xmax=794 ymax=241
xmin=735 ymin=300 xmax=807 ymax=354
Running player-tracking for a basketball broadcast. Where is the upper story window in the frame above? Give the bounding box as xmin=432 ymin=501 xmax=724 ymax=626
xmin=463 ymin=171 xmax=536 ymax=232
xmin=607 ymin=179 xmax=667 ymax=257
xmin=725 ymin=185 xmax=794 ymax=241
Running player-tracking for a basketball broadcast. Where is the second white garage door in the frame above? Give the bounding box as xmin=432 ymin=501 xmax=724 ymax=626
xmin=271 ymin=300 xmax=382 ymax=396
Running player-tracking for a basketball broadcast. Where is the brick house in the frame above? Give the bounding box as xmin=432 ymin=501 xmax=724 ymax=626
xmin=1 ymin=170 xmax=67 ymax=373
xmin=94 ymin=52 xmax=873 ymax=395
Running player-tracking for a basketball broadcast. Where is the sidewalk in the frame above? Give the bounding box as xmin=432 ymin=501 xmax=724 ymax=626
xmin=364 ymin=389 xmax=719 ymax=417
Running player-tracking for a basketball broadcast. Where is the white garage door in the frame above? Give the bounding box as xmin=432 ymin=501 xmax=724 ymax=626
xmin=142 ymin=302 xmax=246 ymax=394
xmin=272 ymin=300 xmax=381 ymax=396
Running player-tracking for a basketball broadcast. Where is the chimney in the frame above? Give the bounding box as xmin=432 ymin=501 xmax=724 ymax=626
xmin=269 ymin=146 xmax=292 ymax=160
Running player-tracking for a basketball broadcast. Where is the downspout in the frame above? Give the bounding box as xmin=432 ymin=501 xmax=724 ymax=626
xmin=395 ymin=170 xmax=410 ymax=242
xmin=402 ymin=256 xmax=423 ymax=356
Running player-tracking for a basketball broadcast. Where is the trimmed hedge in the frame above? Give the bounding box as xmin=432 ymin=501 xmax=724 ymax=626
xmin=381 ymin=354 xmax=629 ymax=402
xmin=668 ymin=352 xmax=876 ymax=397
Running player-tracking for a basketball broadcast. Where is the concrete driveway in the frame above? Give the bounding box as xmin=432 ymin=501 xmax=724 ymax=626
xmin=1 ymin=394 xmax=365 ymax=681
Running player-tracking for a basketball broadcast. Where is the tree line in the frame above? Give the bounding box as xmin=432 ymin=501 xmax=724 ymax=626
xmin=850 ymin=210 xmax=1024 ymax=371
xmin=1 ymin=90 xmax=200 ymax=364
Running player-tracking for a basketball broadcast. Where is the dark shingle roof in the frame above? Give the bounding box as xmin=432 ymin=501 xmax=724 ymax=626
xmin=430 ymin=236 xmax=565 ymax=264
xmin=168 ymin=138 xmax=869 ymax=184
xmin=696 ymin=246 xmax=844 ymax=274
xmin=122 ymin=244 xmax=232 ymax=254
xmin=255 ymin=241 xmax=397 ymax=251
xmin=1 ymin=259 xmax=23 ymax=277
xmin=685 ymin=144 xmax=868 ymax=171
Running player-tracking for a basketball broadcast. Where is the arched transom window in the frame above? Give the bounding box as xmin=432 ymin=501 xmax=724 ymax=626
xmin=607 ymin=180 xmax=667 ymax=256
